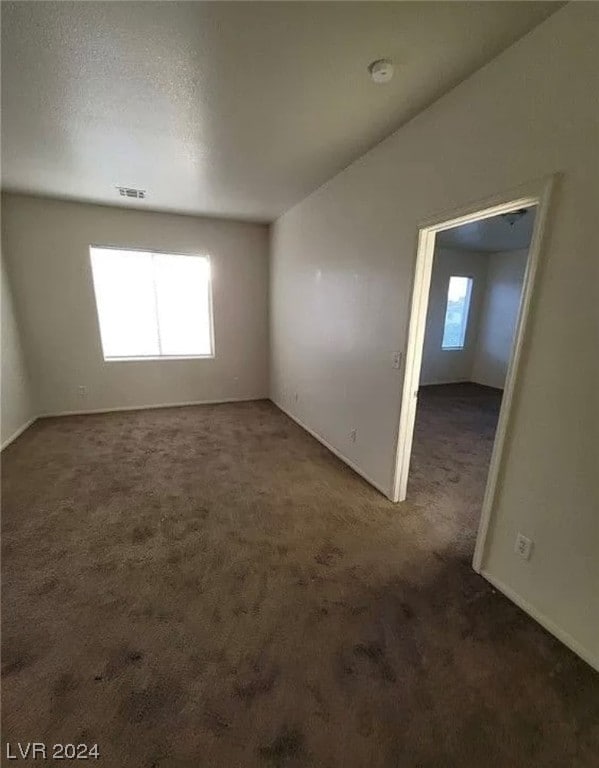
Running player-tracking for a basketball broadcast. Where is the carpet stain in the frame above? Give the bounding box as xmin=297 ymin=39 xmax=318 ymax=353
xmin=1 ymin=654 xmax=34 ymax=678
xmin=259 ymin=726 xmax=305 ymax=766
xmin=353 ymin=642 xmax=397 ymax=683
xmin=131 ymin=525 xmax=155 ymax=544
xmin=104 ymin=645 xmax=145 ymax=679
xmin=314 ymin=543 xmax=343 ymax=566
xmin=119 ymin=681 xmax=184 ymax=725
xmin=234 ymin=669 xmax=279 ymax=703
xmin=202 ymin=708 xmax=231 ymax=737
xmin=51 ymin=671 xmax=79 ymax=697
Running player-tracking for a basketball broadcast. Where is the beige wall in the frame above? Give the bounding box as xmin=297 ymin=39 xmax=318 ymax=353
xmin=471 ymin=249 xmax=528 ymax=389
xmin=270 ymin=4 xmax=598 ymax=666
xmin=1 ymin=244 xmax=35 ymax=446
xmin=2 ymin=195 xmax=269 ymax=414
xmin=420 ymin=247 xmax=488 ymax=386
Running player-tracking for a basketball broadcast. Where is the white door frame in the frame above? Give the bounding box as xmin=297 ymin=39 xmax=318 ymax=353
xmin=390 ymin=174 xmax=557 ymax=573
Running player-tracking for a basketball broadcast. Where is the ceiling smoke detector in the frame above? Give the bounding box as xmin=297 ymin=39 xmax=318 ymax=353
xmin=368 ymin=59 xmax=394 ymax=84
xmin=116 ymin=186 xmax=146 ymax=200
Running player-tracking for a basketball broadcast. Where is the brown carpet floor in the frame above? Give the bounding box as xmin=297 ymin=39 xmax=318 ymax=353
xmin=2 ymin=386 xmax=597 ymax=767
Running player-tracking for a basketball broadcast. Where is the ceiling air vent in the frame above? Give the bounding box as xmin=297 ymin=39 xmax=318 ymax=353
xmin=116 ymin=186 xmax=146 ymax=199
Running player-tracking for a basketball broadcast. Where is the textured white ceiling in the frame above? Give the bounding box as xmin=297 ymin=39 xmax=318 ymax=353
xmin=1 ymin=2 xmax=560 ymax=221
xmin=437 ymin=208 xmax=535 ymax=252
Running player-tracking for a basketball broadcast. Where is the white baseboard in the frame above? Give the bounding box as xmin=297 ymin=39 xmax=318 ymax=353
xmin=271 ymin=399 xmax=391 ymax=498
xmin=1 ymin=417 xmax=37 ymax=450
xmin=3 ymin=398 xmax=266 ymax=446
xmin=481 ymin=569 xmax=598 ymax=672
xmin=419 ymin=378 xmax=470 ymax=387
xmin=39 ymin=396 xmax=265 ymax=419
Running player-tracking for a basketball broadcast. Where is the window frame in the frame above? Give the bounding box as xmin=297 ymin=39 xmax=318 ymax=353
xmin=441 ymin=274 xmax=473 ymax=351
xmin=89 ymin=244 xmax=215 ymax=362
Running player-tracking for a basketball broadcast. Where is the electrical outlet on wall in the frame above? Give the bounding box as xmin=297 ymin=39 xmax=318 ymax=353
xmin=392 ymin=351 xmax=402 ymax=370
xmin=514 ymin=532 xmax=533 ymax=560
xmin=350 ymin=429 xmax=357 ymax=443
xmin=78 ymin=385 xmax=87 ymax=397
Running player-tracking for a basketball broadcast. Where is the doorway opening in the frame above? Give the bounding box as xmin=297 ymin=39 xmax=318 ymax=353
xmin=392 ymin=177 xmax=555 ymax=572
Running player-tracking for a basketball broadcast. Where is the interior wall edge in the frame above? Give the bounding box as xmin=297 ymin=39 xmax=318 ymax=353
xmin=0 ymin=189 xmax=274 ymax=228
xmin=481 ymin=569 xmax=599 ymax=673
xmin=1 ymin=235 xmax=37 ymax=443
xmin=0 ymin=416 xmax=37 ymax=451
xmin=272 ymin=399 xmax=391 ymax=499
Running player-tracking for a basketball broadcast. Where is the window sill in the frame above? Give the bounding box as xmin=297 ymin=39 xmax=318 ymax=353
xmin=104 ymin=355 xmax=215 ymax=362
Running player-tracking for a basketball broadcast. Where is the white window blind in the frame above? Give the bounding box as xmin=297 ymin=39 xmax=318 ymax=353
xmin=89 ymin=247 xmax=213 ymax=360
xmin=442 ymin=275 xmax=473 ymax=350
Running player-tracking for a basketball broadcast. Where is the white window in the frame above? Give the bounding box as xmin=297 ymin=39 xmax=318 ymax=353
xmin=89 ymin=247 xmax=214 ymax=360
xmin=442 ymin=275 xmax=473 ymax=350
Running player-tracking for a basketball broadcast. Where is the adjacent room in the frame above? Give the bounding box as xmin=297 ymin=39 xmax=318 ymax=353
xmin=2 ymin=3 xmax=597 ymax=767
xmin=409 ymin=208 xmax=535 ymax=558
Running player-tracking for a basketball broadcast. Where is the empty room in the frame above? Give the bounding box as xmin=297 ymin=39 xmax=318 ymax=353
xmin=1 ymin=3 xmax=597 ymax=767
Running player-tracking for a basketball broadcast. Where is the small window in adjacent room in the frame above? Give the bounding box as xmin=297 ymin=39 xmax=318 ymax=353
xmin=89 ymin=247 xmax=214 ymax=360
xmin=441 ymin=275 xmax=473 ymax=350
